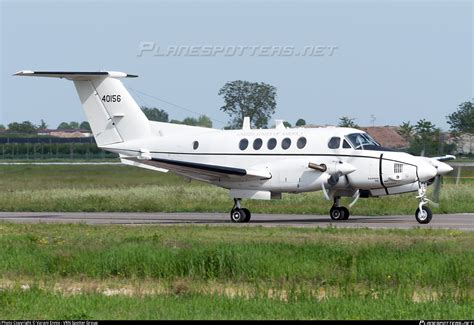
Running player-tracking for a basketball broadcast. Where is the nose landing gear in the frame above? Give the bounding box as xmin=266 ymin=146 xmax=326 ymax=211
xmin=415 ymin=182 xmax=433 ymax=224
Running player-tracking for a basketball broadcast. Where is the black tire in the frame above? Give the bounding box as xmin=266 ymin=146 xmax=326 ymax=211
xmin=330 ymin=206 xmax=345 ymax=221
xmin=241 ymin=208 xmax=251 ymax=223
xmin=340 ymin=207 xmax=350 ymax=220
xmin=230 ymin=208 xmax=246 ymax=223
xmin=415 ymin=206 xmax=433 ymax=224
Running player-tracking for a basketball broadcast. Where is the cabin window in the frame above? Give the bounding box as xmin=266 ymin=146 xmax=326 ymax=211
xmin=239 ymin=138 xmax=249 ymax=150
xmin=297 ymin=137 xmax=307 ymax=149
xmin=343 ymin=140 xmax=351 ymax=149
xmin=328 ymin=137 xmax=341 ymax=149
xmin=193 ymin=141 xmax=199 ymax=150
xmin=282 ymin=138 xmax=291 ymax=150
xmin=253 ymin=138 xmax=263 ymax=150
xmin=267 ymin=138 xmax=277 ymax=150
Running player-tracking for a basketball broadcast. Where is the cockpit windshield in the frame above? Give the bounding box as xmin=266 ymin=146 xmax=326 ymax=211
xmin=345 ymin=133 xmax=380 ymax=150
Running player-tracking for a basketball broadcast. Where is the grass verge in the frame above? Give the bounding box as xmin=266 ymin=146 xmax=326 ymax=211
xmin=0 ymin=165 xmax=473 ymax=214
xmin=0 ymin=223 xmax=472 ymax=319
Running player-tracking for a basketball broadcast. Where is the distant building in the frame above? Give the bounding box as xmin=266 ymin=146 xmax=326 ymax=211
xmin=449 ymin=133 xmax=473 ymax=155
xmin=37 ymin=129 xmax=92 ymax=138
xmin=360 ymin=126 xmax=409 ymax=149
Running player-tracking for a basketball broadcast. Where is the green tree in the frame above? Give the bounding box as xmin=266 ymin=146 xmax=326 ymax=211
xmin=69 ymin=121 xmax=80 ymax=129
xmin=218 ymin=80 xmax=277 ymax=129
xmin=295 ymin=118 xmax=306 ymax=127
xmin=398 ymin=121 xmax=414 ymax=141
xmin=57 ymin=122 xmax=71 ymax=130
xmin=447 ymin=101 xmax=474 ymax=154
xmin=338 ymin=116 xmax=359 ymax=128
xmin=0 ymin=124 xmax=5 ymax=131
xmin=181 ymin=117 xmax=197 ymax=126
xmin=283 ymin=121 xmax=292 ymax=128
xmin=80 ymin=121 xmax=91 ymax=131
xmin=409 ymin=119 xmax=446 ymax=156
xmin=7 ymin=121 xmax=37 ymax=133
xmin=141 ymin=107 xmax=169 ymax=122
xmin=170 ymin=115 xmax=213 ymax=128
xmin=447 ymin=101 xmax=474 ymax=134
xmin=197 ymin=115 xmax=213 ymax=128
xmin=38 ymin=119 xmax=48 ymax=130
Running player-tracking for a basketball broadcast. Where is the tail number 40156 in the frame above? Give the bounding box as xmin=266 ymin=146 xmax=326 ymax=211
xmin=102 ymin=94 xmax=121 ymax=102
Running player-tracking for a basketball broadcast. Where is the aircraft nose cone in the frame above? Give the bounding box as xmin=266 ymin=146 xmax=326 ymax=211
xmin=435 ymin=161 xmax=453 ymax=175
xmin=417 ymin=163 xmax=438 ymax=182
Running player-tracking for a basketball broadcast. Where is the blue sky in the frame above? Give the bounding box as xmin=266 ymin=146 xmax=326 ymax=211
xmin=1 ymin=0 xmax=472 ymax=130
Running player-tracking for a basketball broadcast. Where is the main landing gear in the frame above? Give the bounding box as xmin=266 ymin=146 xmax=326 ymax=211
xmin=415 ymin=182 xmax=433 ymax=224
xmin=329 ymin=196 xmax=350 ymax=221
xmin=230 ymin=198 xmax=251 ymax=223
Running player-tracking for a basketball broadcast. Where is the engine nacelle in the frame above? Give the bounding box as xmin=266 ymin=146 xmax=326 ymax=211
xmin=367 ymin=182 xmax=419 ymax=197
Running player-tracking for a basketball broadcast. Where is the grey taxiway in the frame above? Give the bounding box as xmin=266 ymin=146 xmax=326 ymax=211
xmin=0 ymin=212 xmax=472 ymax=230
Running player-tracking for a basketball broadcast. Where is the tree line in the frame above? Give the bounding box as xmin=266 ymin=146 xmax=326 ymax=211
xmin=0 ymin=109 xmax=215 ymax=134
xmin=336 ymin=101 xmax=473 ymax=156
xmin=0 ymin=78 xmax=472 ymax=156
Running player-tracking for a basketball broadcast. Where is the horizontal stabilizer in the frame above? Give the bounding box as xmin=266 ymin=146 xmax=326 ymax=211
xmin=14 ymin=70 xmax=138 ymax=80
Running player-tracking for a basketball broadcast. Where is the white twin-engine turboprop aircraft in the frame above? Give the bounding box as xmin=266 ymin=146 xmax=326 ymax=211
xmin=15 ymin=70 xmax=455 ymax=224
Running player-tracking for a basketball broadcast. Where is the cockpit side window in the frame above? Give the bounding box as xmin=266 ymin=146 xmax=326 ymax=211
xmin=343 ymin=139 xmax=352 ymax=149
xmin=345 ymin=133 xmax=380 ymax=150
xmin=328 ymin=137 xmax=341 ymax=149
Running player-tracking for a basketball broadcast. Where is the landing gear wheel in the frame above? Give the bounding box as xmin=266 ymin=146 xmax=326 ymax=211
xmin=330 ymin=206 xmax=345 ymax=221
xmin=415 ymin=206 xmax=432 ymax=224
xmin=241 ymin=208 xmax=251 ymax=223
xmin=230 ymin=209 xmax=246 ymax=223
xmin=340 ymin=207 xmax=350 ymax=220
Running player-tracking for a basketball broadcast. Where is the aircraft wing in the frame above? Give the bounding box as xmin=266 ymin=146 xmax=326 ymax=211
xmin=121 ymin=156 xmax=272 ymax=182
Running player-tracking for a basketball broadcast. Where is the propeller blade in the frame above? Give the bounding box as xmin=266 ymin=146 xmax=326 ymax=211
xmin=321 ymin=181 xmax=331 ymax=201
xmin=348 ymin=189 xmax=360 ymax=208
xmin=432 ymin=175 xmax=441 ymax=204
xmin=428 ymin=200 xmax=440 ymax=208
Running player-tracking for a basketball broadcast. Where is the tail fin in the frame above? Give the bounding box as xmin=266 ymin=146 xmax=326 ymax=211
xmin=14 ymin=70 xmax=150 ymax=147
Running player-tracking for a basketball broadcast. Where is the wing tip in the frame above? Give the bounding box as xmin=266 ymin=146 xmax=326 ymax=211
xmin=13 ymin=70 xmax=34 ymax=76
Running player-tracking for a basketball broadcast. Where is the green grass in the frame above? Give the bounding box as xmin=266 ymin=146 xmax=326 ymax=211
xmin=0 ymin=165 xmax=473 ymax=214
xmin=1 ymin=290 xmax=472 ymax=320
xmin=0 ymin=224 xmax=472 ymax=319
xmin=1 ymin=224 xmax=472 ymax=287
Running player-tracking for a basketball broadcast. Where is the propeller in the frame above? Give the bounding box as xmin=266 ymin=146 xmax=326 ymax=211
xmin=425 ymin=157 xmax=453 ymax=208
xmin=309 ymin=162 xmax=357 ymax=202
xmin=320 ymin=175 xmax=340 ymax=201
xmin=432 ymin=176 xmax=441 ymax=203
xmin=321 ymin=173 xmax=360 ymax=208
xmin=427 ymin=175 xmax=441 ymax=208
xmin=321 ymin=181 xmax=331 ymax=200
xmin=348 ymin=189 xmax=360 ymax=208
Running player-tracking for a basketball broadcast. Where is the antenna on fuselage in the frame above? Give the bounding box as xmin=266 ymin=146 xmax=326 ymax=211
xmin=242 ymin=116 xmax=251 ymax=130
xmin=274 ymin=120 xmax=286 ymax=130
